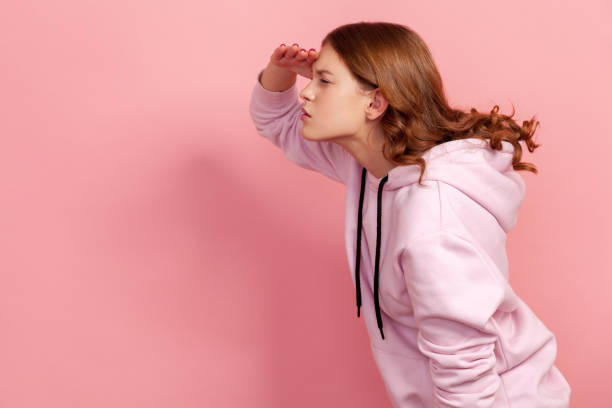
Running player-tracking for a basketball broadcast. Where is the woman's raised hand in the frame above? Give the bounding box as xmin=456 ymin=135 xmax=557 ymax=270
xmin=269 ymin=43 xmax=319 ymax=80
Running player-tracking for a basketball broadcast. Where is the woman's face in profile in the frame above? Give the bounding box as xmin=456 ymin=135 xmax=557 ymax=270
xmin=298 ymin=44 xmax=373 ymax=143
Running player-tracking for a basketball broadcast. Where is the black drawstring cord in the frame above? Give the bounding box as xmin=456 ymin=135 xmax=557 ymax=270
xmin=375 ymin=173 xmax=389 ymax=339
xmin=355 ymin=168 xmax=367 ymax=318
xmin=355 ymin=167 xmax=389 ymax=340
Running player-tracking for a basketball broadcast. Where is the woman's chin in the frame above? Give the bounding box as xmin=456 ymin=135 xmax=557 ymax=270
xmin=301 ymin=126 xmax=334 ymax=142
xmin=301 ymin=127 xmax=315 ymax=140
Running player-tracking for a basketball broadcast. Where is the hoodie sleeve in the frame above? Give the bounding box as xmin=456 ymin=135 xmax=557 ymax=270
xmin=249 ymin=68 xmax=352 ymax=184
xmin=400 ymin=231 xmax=505 ymax=408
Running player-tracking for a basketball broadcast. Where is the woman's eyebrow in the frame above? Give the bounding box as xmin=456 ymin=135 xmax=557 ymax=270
xmin=312 ymin=65 xmax=334 ymax=76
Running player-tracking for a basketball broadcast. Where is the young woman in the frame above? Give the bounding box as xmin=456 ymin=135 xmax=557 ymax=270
xmin=249 ymin=21 xmax=571 ymax=408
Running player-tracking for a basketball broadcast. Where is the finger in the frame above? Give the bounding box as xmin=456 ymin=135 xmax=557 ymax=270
xmin=295 ymin=48 xmax=309 ymax=62
xmin=273 ymin=44 xmax=288 ymax=59
xmin=305 ymin=49 xmax=318 ymax=63
xmin=284 ymin=43 xmax=300 ymax=59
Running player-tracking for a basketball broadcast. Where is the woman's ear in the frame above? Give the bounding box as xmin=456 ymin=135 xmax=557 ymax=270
xmin=366 ymin=89 xmax=388 ymax=119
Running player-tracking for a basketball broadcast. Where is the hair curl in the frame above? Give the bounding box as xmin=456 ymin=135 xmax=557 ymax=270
xmin=321 ymin=21 xmax=540 ymax=186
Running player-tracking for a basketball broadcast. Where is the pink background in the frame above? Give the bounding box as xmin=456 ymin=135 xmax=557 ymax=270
xmin=1 ymin=1 xmax=610 ymax=407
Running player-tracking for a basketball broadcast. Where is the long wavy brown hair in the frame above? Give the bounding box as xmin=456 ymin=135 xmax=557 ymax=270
xmin=321 ymin=21 xmax=540 ymax=186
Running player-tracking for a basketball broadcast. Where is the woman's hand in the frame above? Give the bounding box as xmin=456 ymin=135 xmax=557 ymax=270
xmin=269 ymin=43 xmax=319 ymax=80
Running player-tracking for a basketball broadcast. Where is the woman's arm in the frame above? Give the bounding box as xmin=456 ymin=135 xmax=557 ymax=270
xmin=401 ymin=231 xmax=506 ymax=407
xmin=248 ymin=67 xmax=352 ymax=185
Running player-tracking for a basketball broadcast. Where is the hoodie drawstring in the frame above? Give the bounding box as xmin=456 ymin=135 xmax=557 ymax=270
xmin=355 ymin=167 xmax=389 ymax=340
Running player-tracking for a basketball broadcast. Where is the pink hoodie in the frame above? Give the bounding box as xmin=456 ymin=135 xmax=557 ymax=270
xmin=249 ymin=68 xmax=571 ymax=408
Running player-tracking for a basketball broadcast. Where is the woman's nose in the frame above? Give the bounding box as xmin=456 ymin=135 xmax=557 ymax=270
xmin=301 ymin=83 xmax=315 ymax=97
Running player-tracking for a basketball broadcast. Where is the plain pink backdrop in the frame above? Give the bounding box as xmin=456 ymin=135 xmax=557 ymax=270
xmin=1 ymin=1 xmax=610 ymax=407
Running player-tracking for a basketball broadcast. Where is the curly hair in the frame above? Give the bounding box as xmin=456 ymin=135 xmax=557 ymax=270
xmin=321 ymin=21 xmax=540 ymax=186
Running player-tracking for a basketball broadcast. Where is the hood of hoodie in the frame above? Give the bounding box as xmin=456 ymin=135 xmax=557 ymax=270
xmin=364 ymin=137 xmax=526 ymax=233
xmin=354 ymin=137 xmax=526 ymax=340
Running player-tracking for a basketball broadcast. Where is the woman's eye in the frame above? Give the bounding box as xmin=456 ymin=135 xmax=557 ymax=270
xmin=319 ymin=79 xmax=329 ymax=84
